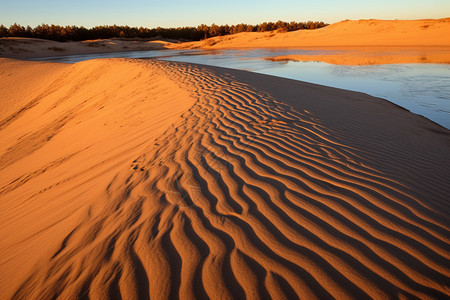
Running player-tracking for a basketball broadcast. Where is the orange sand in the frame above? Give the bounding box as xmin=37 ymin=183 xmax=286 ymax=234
xmin=0 ymin=37 xmax=174 ymax=59
xmin=0 ymin=58 xmax=449 ymax=299
xmin=176 ymin=18 xmax=450 ymax=49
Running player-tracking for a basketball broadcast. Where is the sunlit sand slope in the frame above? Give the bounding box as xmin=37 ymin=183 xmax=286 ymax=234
xmin=176 ymin=18 xmax=450 ymax=49
xmin=0 ymin=58 xmax=195 ymax=298
xmin=1 ymin=58 xmax=449 ymax=299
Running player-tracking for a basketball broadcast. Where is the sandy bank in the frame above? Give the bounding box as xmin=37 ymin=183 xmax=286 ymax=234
xmin=0 ymin=37 xmax=175 ymax=59
xmin=0 ymin=58 xmax=449 ymax=299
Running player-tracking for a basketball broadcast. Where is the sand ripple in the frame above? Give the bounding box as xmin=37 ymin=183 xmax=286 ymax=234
xmin=2 ymin=59 xmax=449 ymax=299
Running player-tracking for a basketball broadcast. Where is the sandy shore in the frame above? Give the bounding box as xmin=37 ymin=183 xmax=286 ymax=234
xmin=0 ymin=57 xmax=449 ymax=299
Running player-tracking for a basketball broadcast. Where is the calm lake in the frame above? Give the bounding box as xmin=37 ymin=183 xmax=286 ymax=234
xmin=32 ymin=49 xmax=450 ymax=129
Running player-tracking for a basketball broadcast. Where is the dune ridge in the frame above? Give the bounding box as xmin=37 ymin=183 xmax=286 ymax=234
xmin=1 ymin=58 xmax=449 ymax=299
xmin=0 ymin=38 xmax=173 ymax=59
xmin=176 ymin=18 xmax=450 ymax=49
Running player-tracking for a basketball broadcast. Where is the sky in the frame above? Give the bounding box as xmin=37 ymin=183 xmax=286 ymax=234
xmin=1 ymin=0 xmax=449 ymax=28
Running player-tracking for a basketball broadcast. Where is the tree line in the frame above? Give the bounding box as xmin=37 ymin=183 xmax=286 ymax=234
xmin=0 ymin=21 xmax=328 ymax=42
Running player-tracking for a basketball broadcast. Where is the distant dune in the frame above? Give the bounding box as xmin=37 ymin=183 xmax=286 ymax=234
xmin=176 ymin=18 xmax=450 ymax=49
xmin=1 ymin=19 xmax=449 ymax=61
xmin=0 ymin=38 xmax=174 ymax=59
xmin=0 ymin=58 xmax=449 ymax=299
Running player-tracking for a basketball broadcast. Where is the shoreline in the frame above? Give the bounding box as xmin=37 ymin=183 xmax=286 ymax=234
xmin=3 ymin=44 xmax=449 ymax=129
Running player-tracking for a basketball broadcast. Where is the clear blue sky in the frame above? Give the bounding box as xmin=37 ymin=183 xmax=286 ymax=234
xmin=1 ymin=0 xmax=449 ymax=28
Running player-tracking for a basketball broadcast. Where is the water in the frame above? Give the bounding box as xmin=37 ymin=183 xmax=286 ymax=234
xmin=259 ymin=61 xmax=450 ymax=129
xmin=32 ymin=49 xmax=450 ymax=129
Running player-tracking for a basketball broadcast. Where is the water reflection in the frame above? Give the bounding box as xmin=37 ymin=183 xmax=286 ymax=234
xmin=256 ymin=62 xmax=450 ymax=128
xmin=31 ymin=48 xmax=450 ymax=129
xmin=264 ymin=47 xmax=450 ymax=65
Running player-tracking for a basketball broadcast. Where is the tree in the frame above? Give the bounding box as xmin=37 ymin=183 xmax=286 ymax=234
xmin=0 ymin=21 xmax=328 ymax=42
xmin=8 ymin=23 xmax=26 ymax=37
xmin=0 ymin=25 xmax=8 ymax=37
xmin=209 ymin=24 xmax=221 ymax=37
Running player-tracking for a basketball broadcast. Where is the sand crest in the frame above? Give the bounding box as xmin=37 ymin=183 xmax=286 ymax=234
xmin=175 ymin=18 xmax=450 ymax=49
xmin=0 ymin=58 xmax=449 ymax=299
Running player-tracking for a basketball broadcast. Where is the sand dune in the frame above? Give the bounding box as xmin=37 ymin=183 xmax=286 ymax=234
xmin=0 ymin=37 xmax=174 ymax=59
xmin=1 ymin=58 xmax=449 ymax=299
xmin=0 ymin=58 xmax=195 ymax=298
xmin=2 ymin=19 xmax=450 ymax=62
xmin=176 ymin=18 xmax=450 ymax=49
